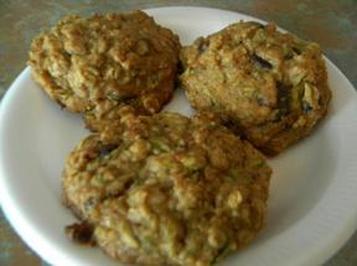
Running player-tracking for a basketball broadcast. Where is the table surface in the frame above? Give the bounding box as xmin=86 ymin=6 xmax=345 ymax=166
xmin=0 ymin=0 xmax=356 ymax=265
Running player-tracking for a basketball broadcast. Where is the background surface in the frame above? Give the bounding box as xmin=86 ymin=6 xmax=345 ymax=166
xmin=0 ymin=0 xmax=356 ymax=265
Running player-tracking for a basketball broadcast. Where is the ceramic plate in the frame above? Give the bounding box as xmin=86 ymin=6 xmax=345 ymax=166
xmin=0 ymin=6 xmax=357 ymax=266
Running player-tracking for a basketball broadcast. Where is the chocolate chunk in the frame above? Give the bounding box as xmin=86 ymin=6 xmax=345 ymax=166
xmin=252 ymin=54 xmax=272 ymax=69
xmin=65 ymin=222 xmax=95 ymax=246
xmin=292 ymin=47 xmax=302 ymax=55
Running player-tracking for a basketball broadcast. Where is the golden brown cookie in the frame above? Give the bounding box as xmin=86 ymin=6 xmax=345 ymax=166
xmin=62 ymin=112 xmax=271 ymax=265
xmin=28 ymin=11 xmax=180 ymax=131
xmin=180 ymin=21 xmax=331 ymax=155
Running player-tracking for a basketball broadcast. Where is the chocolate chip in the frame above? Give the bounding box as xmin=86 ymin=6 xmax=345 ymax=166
xmin=273 ymin=82 xmax=291 ymax=121
xmin=196 ymin=37 xmax=209 ymax=54
xmin=99 ymin=144 xmax=117 ymax=157
xmin=252 ymin=54 xmax=272 ymax=69
xmin=292 ymin=47 xmax=302 ymax=55
xmin=65 ymin=222 xmax=95 ymax=246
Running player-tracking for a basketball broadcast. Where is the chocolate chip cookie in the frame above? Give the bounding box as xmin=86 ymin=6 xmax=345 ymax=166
xmin=180 ymin=21 xmax=331 ymax=155
xmin=63 ymin=111 xmax=271 ymax=265
xmin=29 ymin=11 xmax=180 ymax=131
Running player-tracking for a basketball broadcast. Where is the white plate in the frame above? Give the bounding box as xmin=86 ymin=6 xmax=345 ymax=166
xmin=0 ymin=6 xmax=357 ymax=266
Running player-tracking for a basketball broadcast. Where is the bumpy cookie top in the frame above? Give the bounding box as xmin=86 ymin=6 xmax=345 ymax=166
xmin=63 ymin=112 xmax=271 ymax=265
xmin=181 ymin=21 xmax=331 ymax=155
xmin=29 ymin=11 xmax=180 ymax=130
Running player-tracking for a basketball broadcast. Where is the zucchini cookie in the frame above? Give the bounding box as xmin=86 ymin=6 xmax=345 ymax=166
xmin=180 ymin=21 xmax=331 ymax=155
xmin=63 ymin=112 xmax=271 ymax=265
xmin=28 ymin=11 xmax=180 ymax=131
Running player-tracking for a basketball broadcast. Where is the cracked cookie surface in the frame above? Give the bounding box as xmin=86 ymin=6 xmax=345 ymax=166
xmin=180 ymin=21 xmax=331 ymax=155
xmin=28 ymin=11 xmax=180 ymax=131
xmin=62 ymin=112 xmax=271 ymax=265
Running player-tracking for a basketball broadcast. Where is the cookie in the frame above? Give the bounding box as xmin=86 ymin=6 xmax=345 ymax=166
xmin=180 ymin=21 xmax=331 ymax=155
xmin=63 ymin=112 xmax=271 ymax=265
xmin=28 ymin=11 xmax=180 ymax=131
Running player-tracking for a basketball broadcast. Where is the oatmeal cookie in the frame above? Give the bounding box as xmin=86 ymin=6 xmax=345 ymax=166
xmin=63 ymin=111 xmax=271 ymax=265
xmin=28 ymin=11 xmax=180 ymax=131
xmin=180 ymin=21 xmax=331 ymax=155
